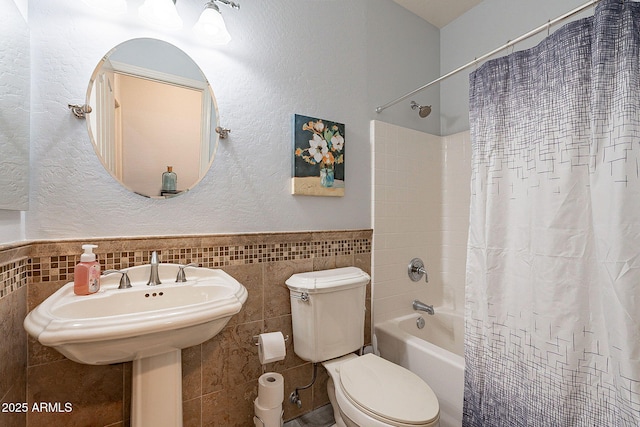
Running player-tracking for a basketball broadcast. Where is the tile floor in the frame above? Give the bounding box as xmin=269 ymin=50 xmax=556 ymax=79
xmin=283 ymin=404 xmax=335 ymax=427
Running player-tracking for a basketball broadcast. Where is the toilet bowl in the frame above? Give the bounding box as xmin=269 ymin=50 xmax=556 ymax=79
xmin=323 ymin=354 xmax=440 ymax=427
xmin=286 ymin=268 xmax=440 ymax=427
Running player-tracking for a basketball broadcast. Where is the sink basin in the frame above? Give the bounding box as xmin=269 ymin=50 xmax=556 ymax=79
xmin=24 ymin=263 xmax=248 ymax=365
xmin=25 ymin=262 xmax=248 ymax=426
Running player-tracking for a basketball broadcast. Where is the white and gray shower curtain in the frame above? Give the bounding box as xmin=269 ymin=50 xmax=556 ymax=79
xmin=464 ymin=0 xmax=640 ymax=425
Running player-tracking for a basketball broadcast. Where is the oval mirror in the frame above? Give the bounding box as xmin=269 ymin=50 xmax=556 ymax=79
xmin=85 ymin=38 xmax=219 ymax=198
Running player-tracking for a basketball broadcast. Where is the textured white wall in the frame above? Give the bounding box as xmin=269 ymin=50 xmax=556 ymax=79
xmin=16 ymin=0 xmax=440 ymax=241
xmin=365 ymin=1 xmax=441 ymax=135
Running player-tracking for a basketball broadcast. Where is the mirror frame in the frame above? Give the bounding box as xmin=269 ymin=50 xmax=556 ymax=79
xmin=85 ymin=38 xmax=220 ymax=198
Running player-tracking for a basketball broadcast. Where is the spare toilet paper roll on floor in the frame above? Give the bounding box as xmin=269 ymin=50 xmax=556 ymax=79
xmin=254 ymin=398 xmax=283 ymax=427
xmin=258 ymin=332 xmax=286 ymax=364
xmin=257 ymin=372 xmax=284 ymax=409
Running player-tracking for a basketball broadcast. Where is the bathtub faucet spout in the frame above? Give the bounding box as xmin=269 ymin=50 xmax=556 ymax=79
xmin=413 ymin=300 xmax=435 ymax=315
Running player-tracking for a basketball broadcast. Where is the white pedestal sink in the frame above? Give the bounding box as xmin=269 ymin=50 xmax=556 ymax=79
xmin=24 ymin=263 xmax=248 ymax=427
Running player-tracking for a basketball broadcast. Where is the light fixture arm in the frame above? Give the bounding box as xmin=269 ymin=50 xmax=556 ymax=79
xmin=213 ymin=0 xmax=240 ymax=10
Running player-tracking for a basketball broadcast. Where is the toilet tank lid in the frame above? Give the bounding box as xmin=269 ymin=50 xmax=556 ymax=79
xmin=285 ymin=267 xmax=370 ymax=292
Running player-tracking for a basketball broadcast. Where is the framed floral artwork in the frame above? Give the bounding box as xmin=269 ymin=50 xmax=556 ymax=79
xmin=291 ymin=114 xmax=345 ymax=197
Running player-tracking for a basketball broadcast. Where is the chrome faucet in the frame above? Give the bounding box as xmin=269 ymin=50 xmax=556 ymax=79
xmin=408 ymin=258 xmax=428 ymax=283
xmin=175 ymin=263 xmax=199 ymax=283
xmin=146 ymin=251 xmax=162 ymax=286
xmin=413 ymin=299 xmax=435 ymax=315
xmin=103 ymin=269 xmax=132 ymax=289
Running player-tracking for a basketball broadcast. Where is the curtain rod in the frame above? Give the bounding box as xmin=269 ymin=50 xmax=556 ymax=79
xmin=374 ymin=0 xmax=601 ymax=114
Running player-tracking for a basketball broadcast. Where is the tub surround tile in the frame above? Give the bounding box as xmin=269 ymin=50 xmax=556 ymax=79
xmin=373 ymin=122 xmax=469 ymax=322
xmin=0 ymin=229 xmax=372 ymax=427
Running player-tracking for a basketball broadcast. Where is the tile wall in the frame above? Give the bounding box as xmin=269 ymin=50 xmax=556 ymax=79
xmin=372 ymin=120 xmax=443 ymax=322
xmin=0 ymin=245 xmax=30 ymax=427
xmin=371 ymin=120 xmax=470 ymax=323
xmin=0 ymin=229 xmax=372 ymax=427
xmin=441 ymin=131 xmax=472 ymax=311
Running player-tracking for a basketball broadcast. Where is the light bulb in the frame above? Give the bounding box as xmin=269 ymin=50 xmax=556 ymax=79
xmin=139 ymin=0 xmax=183 ymax=30
xmin=194 ymin=4 xmax=232 ymax=44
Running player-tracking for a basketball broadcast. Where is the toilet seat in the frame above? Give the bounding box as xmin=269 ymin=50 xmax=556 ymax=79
xmin=324 ymin=354 xmax=439 ymax=427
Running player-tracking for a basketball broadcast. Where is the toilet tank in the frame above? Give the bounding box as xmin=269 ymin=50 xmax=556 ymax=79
xmin=285 ymin=267 xmax=370 ymax=363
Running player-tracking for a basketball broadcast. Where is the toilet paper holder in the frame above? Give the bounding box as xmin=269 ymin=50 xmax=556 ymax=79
xmin=253 ymin=411 xmax=284 ymax=427
xmin=252 ymin=334 xmax=289 ymax=346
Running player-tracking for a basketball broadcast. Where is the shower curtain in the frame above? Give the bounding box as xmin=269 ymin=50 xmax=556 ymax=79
xmin=464 ymin=1 xmax=640 ymax=425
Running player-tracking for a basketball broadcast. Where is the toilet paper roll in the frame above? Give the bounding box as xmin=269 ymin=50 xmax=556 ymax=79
xmin=254 ymin=398 xmax=283 ymax=427
xmin=257 ymin=372 xmax=284 ymax=409
xmin=258 ymin=332 xmax=286 ymax=365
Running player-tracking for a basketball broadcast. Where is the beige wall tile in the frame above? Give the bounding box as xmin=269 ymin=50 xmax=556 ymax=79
xmin=0 ymin=229 xmax=371 ymax=426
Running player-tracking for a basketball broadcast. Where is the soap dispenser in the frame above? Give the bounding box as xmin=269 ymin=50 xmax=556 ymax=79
xmin=74 ymin=244 xmax=101 ymax=296
xmin=162 ymin=166 xmax=177 ymax=193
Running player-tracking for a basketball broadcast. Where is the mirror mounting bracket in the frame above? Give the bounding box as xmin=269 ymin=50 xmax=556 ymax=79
xmin=68 ymin=104 xmax=92 ymax=119
xmin=215 ymin=126 xmax=231 ymax=139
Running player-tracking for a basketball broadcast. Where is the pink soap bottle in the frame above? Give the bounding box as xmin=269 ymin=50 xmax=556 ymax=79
xmin=74 ymin=244 xmax=101 ymax=296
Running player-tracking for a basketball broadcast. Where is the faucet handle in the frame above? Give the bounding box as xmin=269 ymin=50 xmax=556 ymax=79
xmin=103 ymin=270 xmax=132 ymax=289
xmin=176 ymin=263 xmax=199 ymax=283
xmin=408 ymin=258 xmax=428 ymax=283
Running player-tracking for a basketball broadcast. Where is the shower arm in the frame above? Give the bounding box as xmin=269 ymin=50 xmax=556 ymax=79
xmin=374 ymin=0 xmax=600 ymax=114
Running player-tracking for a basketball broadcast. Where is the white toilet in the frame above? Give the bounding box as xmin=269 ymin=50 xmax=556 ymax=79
xmin=286 ymin=267 xmax=440 ymax=427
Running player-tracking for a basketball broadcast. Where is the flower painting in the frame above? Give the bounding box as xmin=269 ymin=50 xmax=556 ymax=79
xmin=292 ymin=114 xmax=345 ymax=196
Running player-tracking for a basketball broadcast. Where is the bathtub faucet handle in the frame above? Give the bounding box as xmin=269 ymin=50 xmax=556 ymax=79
xmin=408 ymin=258 xmax=428 ymax=283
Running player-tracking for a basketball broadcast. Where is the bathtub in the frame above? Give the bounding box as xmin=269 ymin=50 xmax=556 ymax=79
xmin=374 ymin=309 xmax=465 ymax=427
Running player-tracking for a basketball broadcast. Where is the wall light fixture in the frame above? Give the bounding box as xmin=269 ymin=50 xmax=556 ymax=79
xmin=82 ymin=0 xmax=240 ymax=43
xmin=194 ymin=1 xmax=240 ymax=44
xmin=139 ymin=0 xmax=184 ymax=29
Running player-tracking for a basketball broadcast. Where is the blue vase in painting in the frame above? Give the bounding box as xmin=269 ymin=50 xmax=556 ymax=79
xmin=320 ymin=165 xmax=334 ymax=188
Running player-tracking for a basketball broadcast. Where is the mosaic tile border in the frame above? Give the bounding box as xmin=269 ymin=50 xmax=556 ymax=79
xmin=0 ymin=257 xmax=29 ymax=298
xmin=1 ymin=230 xmax=372 ymax=292
xmin=31 ymin=238 xmax=371 ymax=283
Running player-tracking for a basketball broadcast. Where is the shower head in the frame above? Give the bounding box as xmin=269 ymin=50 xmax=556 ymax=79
xmin=410 ymin=101 xmax=432 ymax=118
